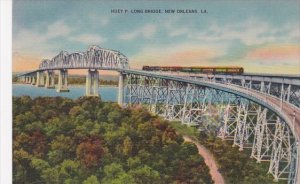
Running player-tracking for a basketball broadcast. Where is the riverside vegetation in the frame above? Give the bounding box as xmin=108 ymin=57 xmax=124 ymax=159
xmin=13 ymin=96 xmax=213 ymax=184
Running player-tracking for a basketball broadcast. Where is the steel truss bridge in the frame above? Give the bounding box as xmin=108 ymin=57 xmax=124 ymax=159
xmin=17 ymin=46 xmax=300 ymax=184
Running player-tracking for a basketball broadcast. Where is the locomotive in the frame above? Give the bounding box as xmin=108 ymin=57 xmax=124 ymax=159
xmin=142 ymin=66 xmax=244 ymax=74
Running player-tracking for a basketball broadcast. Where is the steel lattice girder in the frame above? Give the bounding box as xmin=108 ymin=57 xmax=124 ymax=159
xmin=39 ymin=46 xmax=129 ymax=70
xmin=195 ymin=75 xmax=300 ymax=108
xmin=123 ymin=72 xmax=298 ymax=183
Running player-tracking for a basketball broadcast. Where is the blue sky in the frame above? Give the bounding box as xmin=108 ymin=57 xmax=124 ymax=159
xmin=13 ymin=0 xmax=300 ymax=74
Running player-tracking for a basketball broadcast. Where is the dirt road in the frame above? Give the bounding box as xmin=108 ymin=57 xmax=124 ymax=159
xmin=183 ymin=136 xmax=225 ymax=184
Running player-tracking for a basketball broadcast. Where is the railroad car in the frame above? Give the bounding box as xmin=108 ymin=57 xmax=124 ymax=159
xmin=142 ymin=66 xmax=244 ymax=74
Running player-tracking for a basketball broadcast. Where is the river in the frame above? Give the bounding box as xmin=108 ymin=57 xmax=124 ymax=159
xmin=13 ymin=84 xmax=118 ymax=102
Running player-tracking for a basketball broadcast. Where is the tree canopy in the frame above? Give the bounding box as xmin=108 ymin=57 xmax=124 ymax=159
xmin=13 ymin=96 xmax=212 ymax=184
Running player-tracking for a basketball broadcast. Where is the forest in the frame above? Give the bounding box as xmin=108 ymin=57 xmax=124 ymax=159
xmin=13 ymin=96 xmax=213 ymax=184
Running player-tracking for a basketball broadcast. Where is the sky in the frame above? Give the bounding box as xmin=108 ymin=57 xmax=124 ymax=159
xmin=13 ymin=0 xmax=300 ymax=75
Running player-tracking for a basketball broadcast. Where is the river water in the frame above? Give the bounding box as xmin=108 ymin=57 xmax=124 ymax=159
xmin=13 ymin=84 xmax=118 ymax=102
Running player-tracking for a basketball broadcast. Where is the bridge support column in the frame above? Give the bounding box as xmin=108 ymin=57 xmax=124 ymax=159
xmin=36 ymin=72 xmax=45 ymax=87
xmin=85 ymin=69 xmax=99 ymax=96
xmin=31 ymin=76 xmax=36 ymax=85
xmin=233 ymin=100 xmax=249 ymax=151
xmin=268 ymin=117 xmax=294 ymax=182
xmin=45 ymin=70 xmax=55 ymax=88
xmin=218 ymin=102 xmax=239 ymax=141
xmin=57 ymin=69 xmax=69 ymax=92
xmin=260 ymin=81 xmax=265 ymax=92
xmin=24 ymin=76 xmax=27 ymax=83
xmin=286 ymin=84 xmax=291 ymax=103
xmin=250 ymin=107 xmax=272 ymax=163
xmin=118 ymin=72 xmax=124 ymax=106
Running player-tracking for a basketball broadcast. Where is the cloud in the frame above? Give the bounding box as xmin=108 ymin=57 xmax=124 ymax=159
xmin=13 ymin=20 xmax=107 ymax=56
xmin=13 ymin=20 xmax=107 ymax=73
xmin=13 ymin=20 xmax=73 ymax=57
xmin=130 ymin=43 xmax=219 ymax=68
xmin=99 ymin=17 xmax=109 ymax=25
xmin=246 ymin=44 xmax=300 ymax=65
xmin=210 ymin=43 xmax=300 ymax=74
xmin=163 ymin=18 xmax=300 ymax=46
xmin=163 ymin=17 xmax=189 ymax=37
xmin=192 ymin=20 xmax=300 ymax=46
xmin=118 ymin=24 xmax=157 ymax=40
xmin=168 ymin=27 xmax=189 ymax=37
xmin=46 ymin=20 xmax=71 ymax=38
xmin=88 ymin=13 xmax=109 ymax=26
xmin=69 ymin=34 xmax=106 ymax=45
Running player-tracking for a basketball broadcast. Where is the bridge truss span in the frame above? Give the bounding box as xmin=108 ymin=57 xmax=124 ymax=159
xmin=39 ymin=46 xmax=129 ymax=70
xmin=121 ymin=70 xmax=299 ymax=184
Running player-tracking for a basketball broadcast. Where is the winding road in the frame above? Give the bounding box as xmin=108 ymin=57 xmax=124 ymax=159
xmin=183 ymin=136 xmax=225 ymax=184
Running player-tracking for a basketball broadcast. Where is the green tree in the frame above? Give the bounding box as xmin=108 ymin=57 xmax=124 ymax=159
xmin=58 ymin=160 xmax=80 ymax=183
xmin=41 ymin=167 xmax=59 ymax=184
xmin=48 ymin=135 xmax=75 ymax=164
xmin=123 ymin=136 xmax=133 ymax=156
xmin=129 ymin=165 xmax=161 ymax=184
xmin=83 ymin=175 xmax=100 ymax=184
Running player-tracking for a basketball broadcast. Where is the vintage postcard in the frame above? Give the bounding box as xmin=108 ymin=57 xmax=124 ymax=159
xmin=10 ymin=0 xmax=300 ymax=183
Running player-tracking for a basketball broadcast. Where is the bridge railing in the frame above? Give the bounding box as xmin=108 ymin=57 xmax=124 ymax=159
xmin=147 ymin=71 xmax=300 ymax=110
xmin=200 ymin=76 xmax=300 ymax=111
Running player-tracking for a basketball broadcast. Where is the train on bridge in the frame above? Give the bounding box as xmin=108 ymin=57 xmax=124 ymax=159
xmin=142 ymin=66 xmax=244 ymax=74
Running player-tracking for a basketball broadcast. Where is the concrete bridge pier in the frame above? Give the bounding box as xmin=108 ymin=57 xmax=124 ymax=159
xmin=56 ymin=69 xmax=69 ymax=92
xmin=20 ymin=76 xmax=25 ymax=83
xmin=31 ymin=76 xmax=36 ymax=85
xmin=36 ymin=71 xmax=45 ymax=87
xmin=85 ymin=69 xmax=99 ymax=96
xmin=26 ymin=76 xmax=31 ymax=84
xmin=45 ymin=70 xmax=55 ymax=88
xmin=118 ymin=72 xmax=124 ymax=106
